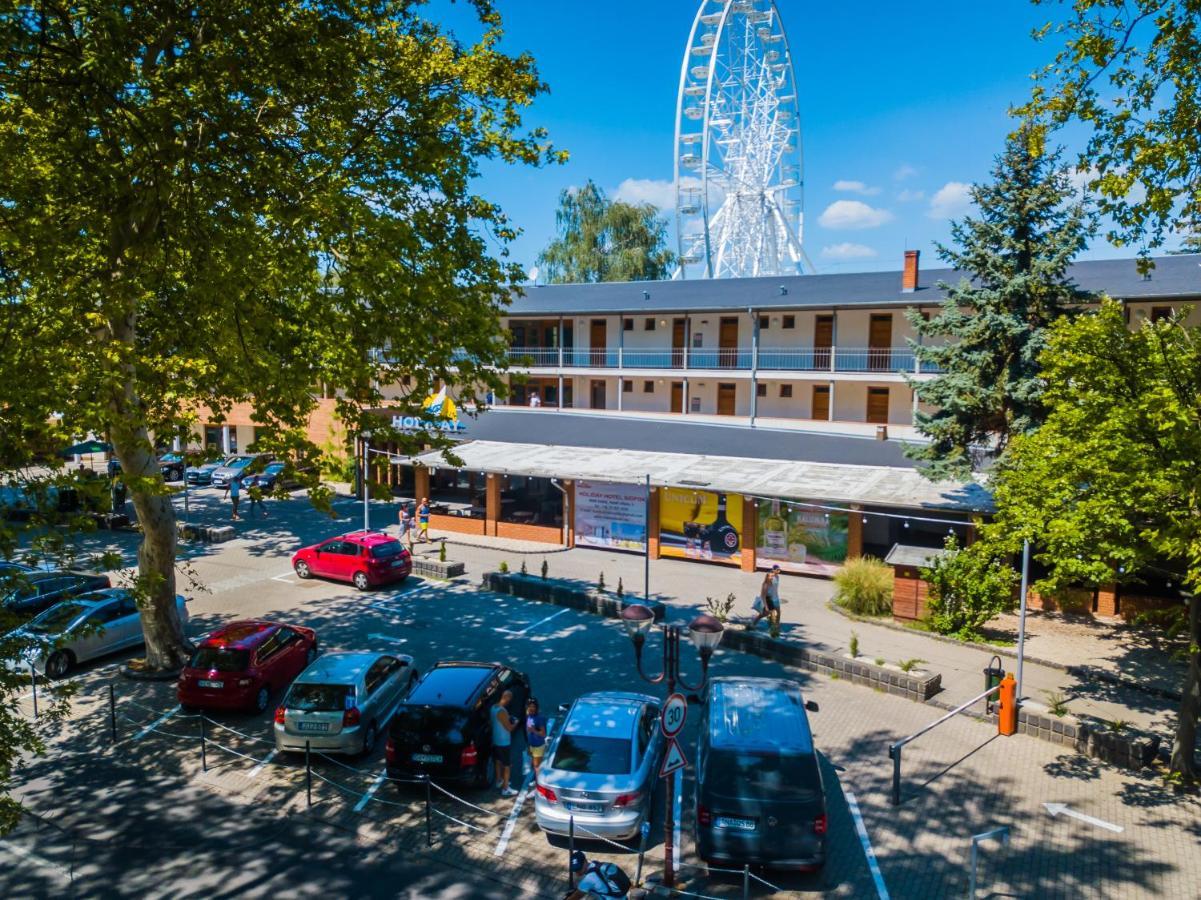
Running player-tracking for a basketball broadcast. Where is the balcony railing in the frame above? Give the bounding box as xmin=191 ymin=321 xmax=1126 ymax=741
xmin=505 ymin=346 xmax=941 ymax=374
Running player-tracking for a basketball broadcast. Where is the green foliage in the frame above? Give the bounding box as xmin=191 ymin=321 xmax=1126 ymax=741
xmin=616 ymin=578 xmax=624 ymax=599
xmin=905 ymin=126 xmax=1094 ymax=479
xmin=922 ymin=537 xmax=1018 ymax=641
xmin=498 ymin=561 xmax=509 ymax=574
xmin=1022 ymin=0 xmax=1201 ymax=253
xmin=537 ymin=180 xmax=676 ymax=283
xmin=704 ymin=593 xmax=736 ymax=623
xmin=832 ymin=556 xmax=894 ymax=616
xmin=439 ymin=542 xmax=447 ymax=564
xmin=873 ymin=657 xmax=885 ymax=667
xmin=1042 ymin=690 xmax=1071 ymax=718
xmin=520 ymin=559 xmax=527 ymax=576
xmin=899 ymin=658 xmax=927 ymax=673
xmin=540 ymin=559 xmax=548 ymax=580
xmin=597 ymin=571 xmax=605 ymax=593
xmin=769 ymin=618 xmax=780 ymax=639
xmin=1107 ymin=719 xmax=1129 ymax=734
xmin=849 ymin=631 xmax=860 ymax=659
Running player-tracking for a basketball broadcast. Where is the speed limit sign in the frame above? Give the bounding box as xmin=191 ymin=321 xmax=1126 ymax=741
xmin=660 ymin=692 xmax=688 ymax=738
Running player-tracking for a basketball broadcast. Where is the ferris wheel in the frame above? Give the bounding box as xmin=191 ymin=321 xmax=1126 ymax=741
xmin=674 ymin=0 xmax=812 ymax=279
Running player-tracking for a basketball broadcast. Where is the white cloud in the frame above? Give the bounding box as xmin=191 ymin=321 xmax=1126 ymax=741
xmin=833 ymin=179 xmax=881 ymax=196
xmin=818 ymin=199 xmax=894 ymax=230
xmin=893 ymin=163 xmax=919 ymax=182
xmin=821 ymin=242 xmax=878 ymax=261
xmin=613 ymin=177 xmax=676 ymax=210
xmin=896 ymin=188 xmax=925 ymax=203
xmin=928 ymin=181 xmax=973 ymax=219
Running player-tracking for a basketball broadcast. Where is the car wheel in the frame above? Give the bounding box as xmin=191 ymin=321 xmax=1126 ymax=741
xmin=361 ymin=721 xmax=378 ymax=756
xmin=295 ymin=560 xmax=311 ymax=579
xmin=353 ymin=571 xmax=370 ymax=591
xmin=45 ymin=650 xmax=72 ymax=680
xmin=254 ymin=686 xmax=270 ymax=713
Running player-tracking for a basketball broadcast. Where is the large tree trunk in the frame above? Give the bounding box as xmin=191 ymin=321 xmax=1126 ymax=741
xmin=1170 ymin=593 xmax=1200 ymax=783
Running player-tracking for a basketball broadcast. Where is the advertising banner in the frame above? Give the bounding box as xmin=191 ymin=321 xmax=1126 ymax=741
xmin=756 ymin=499 xmax=849 ymax=575
xmin=659 ymin=488 xmax=743 ymax=566
xmin=575 ymin=480 xmax=647 ymax=552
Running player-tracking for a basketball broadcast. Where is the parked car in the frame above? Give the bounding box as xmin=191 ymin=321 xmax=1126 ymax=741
xmin=694 ymin=677 xmax=826 ymax=871
xmin=8 ymin=588 xmax=189 ymax=679
xmin=178 ymin=620 xmax=318 ymax=713
xmin=1 ymin=570 xmax=112 ymax=619
xmin=186 ymin=456 xmax=234 ymax=485
xmin=533 ymin=692 xmax=663 ymax=841
xmin=386 ymin=661 xmax=530 ymax=786
xmin=210 ymin=454 xmax=271 ymax=488
xmin=250 ymin=461 xmax=300 ymax=492
xmin=292 ymin=531 xmax=412 ymax=591
xmin=157 ymin=453 xmax=186 ymax=482
xmin=274 ymin=651 xmax=417 ymax=756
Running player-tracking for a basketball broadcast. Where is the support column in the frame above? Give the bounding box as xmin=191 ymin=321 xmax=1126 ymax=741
xmin=565 ymin=480 xmax=576 ymax=547
xmin=1095 ymin=584 xmax=1120 ymax=617
xmin=221 ymin=425 xmax=232 ymax=455
xmin=414 ymin=466 xmax=430 ymax=505
xmin=684 ymin=316 xmax=691 ymax=369
xmin=683 ymin=378 xmax=689 ymax=415
xmin=486 ymin=473 xmax=501 ymax=537
xmin=848 ymin=504 xmax=863 ymax=559
xmin=557 ymin=374 xmax=564 ymax=410
xmin=646 ymin=488 xmax=661 ymax=560
xmin=750 ymin=311 xmax=759 ymax=424
xmin=830 ymin=311 xmax=838 ymax=373
xmin=740 ymin=495 xmax=757 ymax=572
xmin=558 ymin=317 xmax=564 ymax=368
xmin=828 ymin=380 xmax=835 ymax=421
xmin=617 ymin=376 xmax=623 ymax=412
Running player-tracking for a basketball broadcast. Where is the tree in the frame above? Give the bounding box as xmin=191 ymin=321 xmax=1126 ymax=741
xmin=537 ymin=180 xmax=676 ymax=283
xmin=905 ymin=127 xmax=1094 ymax=479
xmin=1022 ymin=0 xmax=1201 ymax=255
xmin=984 ymin=300 xmax=1200 ymax=782
xmin=920 ymin=537 xmax=1019 ymax=641
xmin=0 ymin=1 xmax=561 ymax=673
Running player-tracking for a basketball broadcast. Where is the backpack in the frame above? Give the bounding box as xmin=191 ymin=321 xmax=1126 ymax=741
xmin=586 ymin=862 xmax=631 ymax=897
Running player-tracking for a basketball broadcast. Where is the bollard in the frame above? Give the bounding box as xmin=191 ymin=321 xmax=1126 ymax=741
xmin=743 ymin=864 xmax=751 ymax=899
xmin=424 ymin=775 xmax=432 ymax=848
xmin=200 ymin=716 xmax=208 ymax=772
xmin=567 ymin=815 xmax=575 ymax=891
xmin=305 ymin=740 xmax=312 ymax=807
xmin=29 ymin=662 xmax=38 ymax=719
xmin=635 ymin=819 xmax=650 ymax=888
xmin=997 ymin=674 xmax=1018 ymax=737
xmin=109 ymin=684 xmax=117 ymax=743
xmin=889 ymin=743 xmax=902 ymax=806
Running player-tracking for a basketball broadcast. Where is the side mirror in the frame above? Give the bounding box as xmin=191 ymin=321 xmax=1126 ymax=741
xmin=805 ymin=700 xmax=819 ymax=713
xmin=558 ymin=703 xmax=570 ymax=716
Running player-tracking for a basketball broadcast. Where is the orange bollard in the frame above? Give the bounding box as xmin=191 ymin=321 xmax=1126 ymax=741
xmin=997 ymin=673 xmax=1017 ymax=736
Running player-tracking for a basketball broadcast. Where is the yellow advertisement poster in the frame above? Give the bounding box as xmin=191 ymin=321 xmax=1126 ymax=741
xmin=659 ymin=488 xmax=743 ymax=566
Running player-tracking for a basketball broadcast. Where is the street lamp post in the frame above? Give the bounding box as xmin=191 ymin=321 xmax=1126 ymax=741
xmin=618 ymin=605 xmax=724 ymax=889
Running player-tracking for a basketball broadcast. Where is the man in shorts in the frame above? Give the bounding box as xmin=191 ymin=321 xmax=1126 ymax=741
xmin=491 ymin=689 xmax=518 ymax=797
xmin=417 ymin=497 xmax=430 ymax=543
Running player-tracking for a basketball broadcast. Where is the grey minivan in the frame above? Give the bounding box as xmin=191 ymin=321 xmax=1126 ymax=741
xmin=694 ymin=677 xmax=826 ymax=870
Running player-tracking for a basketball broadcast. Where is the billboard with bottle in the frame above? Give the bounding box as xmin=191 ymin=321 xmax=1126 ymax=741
xmin=658 ymin=488 xmax=743 ymax=566
xmin=757 ymin=499 xmax=849 ymax=575
xmin=574 ymin=480 xmax=647 ymax=552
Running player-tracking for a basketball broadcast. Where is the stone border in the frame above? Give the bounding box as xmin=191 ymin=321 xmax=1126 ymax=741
xmin=483 ymin=571 xmax=665 ymax=622
xmin=177 ymin=522 xmax=235 ymax=543
xmin=1012 ymin=702 xmax=1162 ymax=771
xmin=412 ymin=558 xmax=465 ymax=580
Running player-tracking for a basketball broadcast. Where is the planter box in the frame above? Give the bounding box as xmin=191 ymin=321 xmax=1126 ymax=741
xmin=1011 ymin=702 xmax=1161 ymax=769
xmin=176 ymin=522 xmax=235 ymax=543
xmin=482 ymin=572 xmax=665 ymax=622
xmin=413 ymin=558 xmax=466 ymax=580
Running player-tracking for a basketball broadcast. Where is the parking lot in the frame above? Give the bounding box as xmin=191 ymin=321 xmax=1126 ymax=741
xmin=2 ymin=487 xmax=1199 ymax=898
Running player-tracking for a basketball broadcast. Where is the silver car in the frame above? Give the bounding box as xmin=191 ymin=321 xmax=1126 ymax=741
xmin=9 ymin=589 xmax=189 ymax=679
xmin=210 ymin=454 xmax=270 ymax=488
xmin=274 ymin=651 xmax=417 ymax=756
xmin=534 ymin=691 xmax=664 ymax=841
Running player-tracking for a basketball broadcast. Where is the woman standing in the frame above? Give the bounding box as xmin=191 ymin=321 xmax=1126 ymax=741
xmin=525 ymin=697 xmax=547 ymax=773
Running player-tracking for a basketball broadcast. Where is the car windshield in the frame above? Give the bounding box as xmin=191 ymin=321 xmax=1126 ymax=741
xmin=551 ymin=735 xmax=632 ymax=775
xmin=369 ymin=541 xmax=403 ymax=559
xmin=287 ymin=683 xmax=355 ymax=712
xmin=190 ymin=646 xmax=251 ymax=672
xmin=392 ymin=706 xmax=468 ymax=741
xmin=265 ymin=463 xmax=285 ymax=475
xmin=25 ymin=601 xmax=86 ymax=634
xmin=708 ymin=749 xmax=820 ymax=800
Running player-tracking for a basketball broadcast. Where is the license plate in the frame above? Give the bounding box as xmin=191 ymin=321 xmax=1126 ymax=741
xmin=296 ymin=721 xmax=330 ymax=733
xmin=715 ymin=816 xmax=756 ymax=831
xmin=391 ymin=560 xmax=403 ymax=567
xmin=567 ymin=801 xmax=605 ymax=814
xmin=411 ymin=753 xmax=443 ymax=764
xmin=197 ymin=679 xmax=223 ymax=689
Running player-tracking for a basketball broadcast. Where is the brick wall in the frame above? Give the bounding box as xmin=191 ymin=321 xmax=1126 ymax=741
xmin=430 ymin=513 xmax=485 ymax=536
xmin=189 ymin=398 xmax=344 ymax=450
xmin=496 ymin=521 xmax=562 ymax=544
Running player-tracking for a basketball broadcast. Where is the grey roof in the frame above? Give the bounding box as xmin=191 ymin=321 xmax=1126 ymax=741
xmin=884 ymin=543 xmax=956 ymax=568
xmin=458 ymin=408 xmax=918 ymax=469
xmin=509 ymin=254 xmax=1201 ymax=315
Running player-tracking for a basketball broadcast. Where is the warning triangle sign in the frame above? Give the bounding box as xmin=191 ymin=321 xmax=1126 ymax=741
xmin=659 ymin=737 xmax=688 ymax=778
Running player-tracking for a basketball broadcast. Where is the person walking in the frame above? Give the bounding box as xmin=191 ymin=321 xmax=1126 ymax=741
xmin=247 ymin=475 xmax=267 ymax=518
xmin=525 ymin=697 xmax=547 ymax=773
xmin=417 ymin=497 xmax=430 ymax=543
xmin=398 ymin=505 xmax=414 ymax=550
xmin=228 ymin=475 xmax=242 ymax=521
xmin=748 ymin=564 xmax=781 ymax=630
xmin=491 ymin=689 xmax=518 ymax=797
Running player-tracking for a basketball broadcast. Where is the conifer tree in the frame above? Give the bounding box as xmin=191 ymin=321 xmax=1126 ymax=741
xmin=906 ymin=127 xmax=1094 ymax=479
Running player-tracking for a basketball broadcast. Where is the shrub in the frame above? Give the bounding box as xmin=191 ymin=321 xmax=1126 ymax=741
xmin=1042 ymin=690 xmax=1071 ymax=717
xmin=498 ymin=560 xmax=509 ymax=574
xmin=873 ymin=657 xmax=885 ymax=667
xmin=899 ymin=658 xmax=926 ymax=673
xmin=923 ymin=537 xmax=1019 ymax=641
xmin=541 ymin=559 xmax=548 ymax=580
xmin=849 ymin=631 xmax=860 ymax=658
xmin=597 ymin=571 xmax=605 ymax=592
xmin=832 ymin=556 xmax=894 ymax=616
xmin=704 ymin=593 xmax=736 ymax=623
xmin=439 ymin=542 xmax=447 ymax=563
xmin=520 ymin=559 xmax=527 ymax=576
xmin=616 ymin=578 xmax=624 ymax=599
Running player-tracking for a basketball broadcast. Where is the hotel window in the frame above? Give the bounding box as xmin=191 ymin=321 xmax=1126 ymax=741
xmin=622 ymin=379 xmax=633 ymax=393
xmin=779 ymin=384 xmax=793 ymax=398
xmin=758 ymin=315 xmax=770 ymax=331
xmin=643 ymin=380 xmax=654 ymax=393
xmin=644 ymin=318 xmax=656 ymax=331
xmin=782 ymin=315 xmax=796 ymax=329
xmin=623 ymin=318 xmax=634 ymax=331
xmin=756 ymin=383 xmax=767 ymax=397
xmin=1151 ymin=306 xmax=1172 ymax=322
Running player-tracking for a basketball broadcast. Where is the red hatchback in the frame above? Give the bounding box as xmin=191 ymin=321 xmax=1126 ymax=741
xmin=292 ymin=530 xmax=412 ymax=591
xmin=178 ymin=620 xmax=318 ymax=713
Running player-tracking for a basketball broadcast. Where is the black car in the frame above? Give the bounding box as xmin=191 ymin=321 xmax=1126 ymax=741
xmin=158 ymin=453 xmax=186 ymax=482
xmin=249 ymin=462 xmax=300 ymax=492
xmin=386 ymin=661 xmax=530 ymax=786
xmin=1 ymin=569 xmax=113 ymax=619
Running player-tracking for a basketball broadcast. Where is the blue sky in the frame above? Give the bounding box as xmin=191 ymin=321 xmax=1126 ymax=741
xmin=444 ymin=1 xmax=1155 ymax=276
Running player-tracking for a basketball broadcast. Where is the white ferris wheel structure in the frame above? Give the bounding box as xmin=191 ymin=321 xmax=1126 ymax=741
xmin=674 ymin=0 xmax=813 ymax=279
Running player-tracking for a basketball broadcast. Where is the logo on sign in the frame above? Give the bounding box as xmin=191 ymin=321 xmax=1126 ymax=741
xmin=391 ymin=385 xmax=467 ymax=434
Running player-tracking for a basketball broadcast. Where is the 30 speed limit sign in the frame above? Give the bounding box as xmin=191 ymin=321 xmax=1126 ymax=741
xmin=660 ymin=693 xmax=688 ymax=738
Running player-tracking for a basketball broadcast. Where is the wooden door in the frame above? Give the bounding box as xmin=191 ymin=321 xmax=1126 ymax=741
xmin=811 ymin=385 xmax=830 ymax=420
xmin=590 ymin=319 xmax=607 ymax=366
xmin=670 ymin=382 xmax=684 ymax=414
xmin=866 ymin=387 xmax=889 ymax=424
xmin=590 ymin=379 xmax=606 ymax=410
xmin=672 ymin=319 xmax=686 ymax=368
xmin=717 ymin=383 xmax=736 ymax=416
xmin=814 ymin=315 xmax=833 ymax=370
xmin=719 ymin=317 xmax=739 ymax=368
xmin=868 ymin=314 xmax=892 ymax=371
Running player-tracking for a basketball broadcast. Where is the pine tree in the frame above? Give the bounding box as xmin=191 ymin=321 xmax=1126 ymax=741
xmin=906 ymin=127 xmax=1094 ymax=480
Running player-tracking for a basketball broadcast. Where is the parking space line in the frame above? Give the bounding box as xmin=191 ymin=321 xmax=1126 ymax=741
xmin=496 ymin=607 xmax=571 ymax=636
xmin=846 ymin=790 xmax=890 ymax=900
xmin=355 ymin=769 xmax=389 ymax=813
xmin=271 ymin=572 xmax=297 ymax=583
xmin=248 ymin=749 xmax=277 ymax=778
xmin=494 ymin=716 xmax=551 ymax=857
xmin=133 ymin=705 xmax=180 ymax=741
xmin=0 ymin=839 xmax=72 ymax=882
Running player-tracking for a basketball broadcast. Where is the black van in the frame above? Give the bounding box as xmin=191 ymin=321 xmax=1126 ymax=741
xmin=694 ymin=676 xmax=826 ymax=870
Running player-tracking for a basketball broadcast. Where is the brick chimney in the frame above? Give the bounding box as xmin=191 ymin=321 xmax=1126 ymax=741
xmin=902 ymin=249 xmax=920 ymax=293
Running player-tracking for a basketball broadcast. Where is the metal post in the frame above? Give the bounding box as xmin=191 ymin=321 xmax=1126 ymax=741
xmin=644 ymin=474 xmax=651 ymax=601
xmin=363 ymin=436 xmax=370 ymax=533
xmin=425 ymin=775 xmax=433 ymax=847
xmin=29 ymin=662 xmax=37 ymax=719
xmin=743 ymin=864 xmax=751 ymax=900
xmin=664 ymin=635 xmax=677 ymax=888
xmin=1015 ymin=539 xmax=1030 ymax=702
xmin=109 ymin=684 xmax=117 ymax=743
xmin=635 ymin=820 xmax=650 ymax=888
xmin=200 ymin=716 xmax=208 ymax=772
xmin=889 ymin=744 xmax=901 ymax=806
xmin=568 ymin=815 xmax=575 ymax=890
xmin=749 ymin=307 xmax=759 ymax=424
xmin=305 ymin=740 xmax=312 ymax=807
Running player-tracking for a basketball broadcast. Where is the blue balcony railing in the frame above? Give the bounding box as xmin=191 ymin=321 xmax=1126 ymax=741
xmin=503 ymin=345 xmax=941 ymax=374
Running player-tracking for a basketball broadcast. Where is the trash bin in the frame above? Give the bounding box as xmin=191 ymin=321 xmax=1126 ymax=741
xmin=984 ymin=655 xmax=1005 ymax=714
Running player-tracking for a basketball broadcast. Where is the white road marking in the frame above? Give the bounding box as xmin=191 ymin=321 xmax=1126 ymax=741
xmin=367 ymin=633 xmax=407 ymax=643
xmin=0 ymin=839 xmax=72 ymax=882
xmin=846 ymin=790 xmax=890 ymax=900
xmin=497 ymin=607 xmax=571 ymax=636
xmin=1043 ymin=802 xmax=1124 ymax=834
xmin=673 ymin=769 xmax=682 ymax=874
xmin=133 ymin=704 xmax=180 ymax=741
xmin=248 ymin=749 xmax=277 ymax=778
xmin=271 ymin=571 xmax=297 ymax=583
xmin=494 ymin=715 xmax=552 ymax=856
xmin=355 ymin=769 xmax=389 ymax=813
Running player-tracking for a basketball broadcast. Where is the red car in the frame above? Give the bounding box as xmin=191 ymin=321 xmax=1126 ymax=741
xmin=291 ymin=530 xmax=412 ymax=591
xmin=178 ymin=620 xmax=318 ymax=713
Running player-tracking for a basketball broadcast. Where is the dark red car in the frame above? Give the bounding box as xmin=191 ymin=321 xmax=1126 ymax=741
xmin=178 ymin=620 xmax=318 ymax=713
xmin=291 ymin=530 xmax=412 ymax=591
